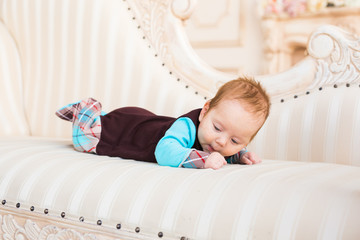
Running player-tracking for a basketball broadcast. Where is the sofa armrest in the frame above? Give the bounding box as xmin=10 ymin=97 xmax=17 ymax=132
xmin=0 ymin=21 xmax=29 ymax=136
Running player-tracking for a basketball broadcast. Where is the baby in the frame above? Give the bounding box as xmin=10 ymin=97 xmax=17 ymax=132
xmin=56 ymin=77 xmax=270 ymax=170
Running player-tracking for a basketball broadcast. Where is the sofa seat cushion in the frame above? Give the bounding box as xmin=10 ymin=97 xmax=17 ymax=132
xmin=1 ymin=137 xmax=360 ymax=239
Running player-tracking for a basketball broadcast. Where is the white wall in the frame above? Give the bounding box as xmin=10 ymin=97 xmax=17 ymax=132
xmin=185 ymin=0 xmax=267 ymax=76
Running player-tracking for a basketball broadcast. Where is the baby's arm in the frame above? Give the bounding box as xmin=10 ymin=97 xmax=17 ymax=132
xmin=155 ymin=117 xmax=226 ymax=169
xmin=181 ymin=150 xmax=227 ymax=169
xmin=155 ymin=117 xmax=201 ymax=168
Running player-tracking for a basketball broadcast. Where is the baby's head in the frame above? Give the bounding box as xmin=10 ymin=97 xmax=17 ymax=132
xmin=198 ymin=77 xmax=270 ymax=156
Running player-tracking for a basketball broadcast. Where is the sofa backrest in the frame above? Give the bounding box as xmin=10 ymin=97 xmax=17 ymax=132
xmin=0 ymin=0 xmax=230 ymax=138
xmin=250 ymin=85 xmax=360 ymax=166
xmin=250 ymin=25 xmax=360 ymax=166
xmin=0 ymin=21 xmax=29 ymax=136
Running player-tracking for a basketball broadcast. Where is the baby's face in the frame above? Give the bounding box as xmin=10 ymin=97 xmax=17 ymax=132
xmin=198 ymin=99 xmax=263 ymax=157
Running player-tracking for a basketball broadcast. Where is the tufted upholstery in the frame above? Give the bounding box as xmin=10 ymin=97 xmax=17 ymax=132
xmin=0 ymin=0 xmax=360 ymax=239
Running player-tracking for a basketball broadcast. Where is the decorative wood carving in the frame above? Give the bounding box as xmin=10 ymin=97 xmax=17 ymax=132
xmin=261 ymin=7 xmax=360 ymax=74
xmin=1 ymin=214 xmax=99 ymax=240
xmin=127 ymin=0 xmax=234 ymax=97
xmin=308 ymin=25 xmax=360 ymax=89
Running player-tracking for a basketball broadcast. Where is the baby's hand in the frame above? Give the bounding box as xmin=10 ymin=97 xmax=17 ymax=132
xmin=240 ymin=151 xmax=262 ymax=165
xmin=204 ymin=152 xmax=227 ymax=170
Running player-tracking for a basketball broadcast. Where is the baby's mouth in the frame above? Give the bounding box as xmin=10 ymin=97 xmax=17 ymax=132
xmin=207 ymin=145 xmax=215 ymax=153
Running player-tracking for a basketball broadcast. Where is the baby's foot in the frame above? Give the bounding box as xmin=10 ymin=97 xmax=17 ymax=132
xmin=56 ymin=98 xmax=101 ymax=122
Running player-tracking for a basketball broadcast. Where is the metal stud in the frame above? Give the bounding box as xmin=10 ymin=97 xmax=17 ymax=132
xmin=306 ymin=91 xmax=310 ymax=95
xmin=61 ymin=212 xmax=66 ymax=218
xmin=16 ymin=203 xmax=20 ymax=208
xmin=294 ymin=95 xmax=298 ymax=99
xmin=97 ymin=220 xmax=102 ymax=226
xmin=79 ymin=216 xmax=85 ymax=222
xmin=319 ymin=87 xmax=323 ymax=91
xmin=158 ymin=232 xmax=164 ymax=238
xmin=334 ymin=84 xmax=338 ymax=88
xmin=44 ymin=209 xmax=49 ymax=214
xmin=280 ymin=99 xmax=284 ymax=103
xmin=116 ymin=223 xmax=121 ymax=229
xmin=1 ymin=200 xmax=6 ymax=205
xmin=346 ymin=83 xmax=350 ymax=87
xmin=135 ymin=227 xmax=140 ymax=233
xmin=30 ymin=206 xmax=35 ymax=211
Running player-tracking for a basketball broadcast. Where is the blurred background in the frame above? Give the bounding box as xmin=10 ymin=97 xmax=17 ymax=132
xmin=184 ymin=0 xmax=360 ymax=76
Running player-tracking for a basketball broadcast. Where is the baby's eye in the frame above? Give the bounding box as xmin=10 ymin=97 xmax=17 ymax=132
xmin=231 ymin=138 xmax=239 ymax=144
xmin=213 ymin=124 xmax=220 ymax=131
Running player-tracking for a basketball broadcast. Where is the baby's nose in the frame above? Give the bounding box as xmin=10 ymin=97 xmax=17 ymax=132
xmin=215 ymin=136 xmax=227 ymax=147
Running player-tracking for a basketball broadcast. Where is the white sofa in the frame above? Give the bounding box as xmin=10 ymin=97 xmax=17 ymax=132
xmin=1 ymin=0 xmax=360 ymax=239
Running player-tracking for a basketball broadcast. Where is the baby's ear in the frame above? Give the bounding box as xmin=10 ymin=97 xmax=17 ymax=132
xmin=199 ymin=101 xmax=210 ymax=121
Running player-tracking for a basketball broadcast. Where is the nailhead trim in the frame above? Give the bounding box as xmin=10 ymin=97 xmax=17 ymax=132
xmin=279 ymin=83 xmax=358 ymax=103
xmin=123 ymin=0 xmax=207 ymax=100
xmin=0 ymin=200 xmax=187 ymax=238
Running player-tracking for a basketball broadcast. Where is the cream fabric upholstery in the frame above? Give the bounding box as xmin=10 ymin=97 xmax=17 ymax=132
xmin=250 ymin=86 xmax=360 ymax=166
xmin=0 ymin=0 xmax=360 ymax=239
xmin=0 ymin=0 xmax=207 ymax=138
xmin=250 ymin=25 xmax=360 ymax=167
xmin=1 ymin=137 xmax=360 ymax=239
xmin=0 ymin=21 xmax=29 ymax=136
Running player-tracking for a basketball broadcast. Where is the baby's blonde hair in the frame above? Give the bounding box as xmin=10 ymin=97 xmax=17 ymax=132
xmin=209 ymin=77 xmax=270 ymax=140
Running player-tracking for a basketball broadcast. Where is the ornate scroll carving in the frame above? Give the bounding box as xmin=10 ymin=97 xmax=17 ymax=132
xmin=1 ymin=214 xmax=98 ymax=240
xmin=128 ymin=0 xmax=228 ymax=97
xmin=130 ymin=0 xmax=169 ymax=58
xmin=307 ymin=25 xmax=360 ymax=88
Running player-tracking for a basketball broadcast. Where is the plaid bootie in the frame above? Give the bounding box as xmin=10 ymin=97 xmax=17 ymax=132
xmin=56 ymin=98 xmax=103 ymax=153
